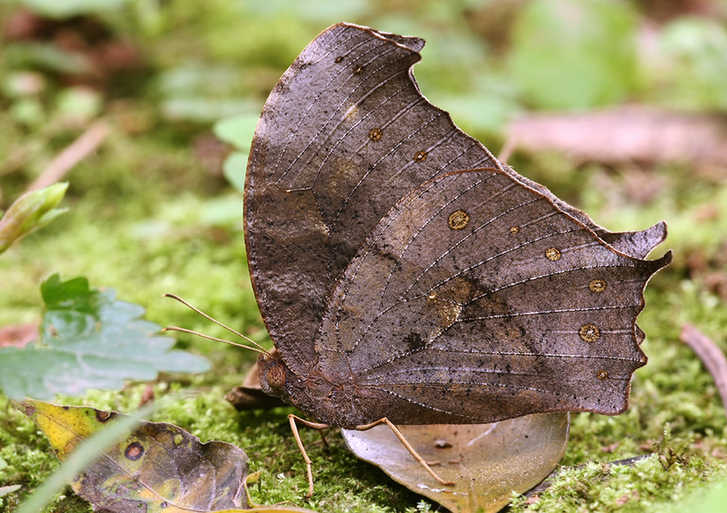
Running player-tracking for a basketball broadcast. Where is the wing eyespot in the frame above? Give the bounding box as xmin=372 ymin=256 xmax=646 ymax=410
xmin=545 ymin=247 xmax=561 ymax=261
xmin=579 ymin=324 xmax=600 ymax=343
xmin=448 ymin=210 xmax=470 ymax=230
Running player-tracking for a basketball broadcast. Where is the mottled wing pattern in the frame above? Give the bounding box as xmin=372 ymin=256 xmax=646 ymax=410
xmin=244 ymin=22 xmax=660 ymax=378
xmin=244 ymin=23 xmax=500 ymax=374
xmin=315 ymin=168 xmax=671 ymax=424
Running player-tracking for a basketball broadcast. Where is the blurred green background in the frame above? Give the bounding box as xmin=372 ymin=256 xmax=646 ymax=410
xmin=2 ymin=1 xmax=727 ymax=512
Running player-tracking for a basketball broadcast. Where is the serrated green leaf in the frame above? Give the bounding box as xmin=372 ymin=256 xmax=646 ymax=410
xmin=0 ymin=275 xmax=210 ymax=400
xmin=40 ymin=273 xmax=99 ymax=314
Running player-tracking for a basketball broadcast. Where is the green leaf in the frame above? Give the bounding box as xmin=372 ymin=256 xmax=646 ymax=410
xmin=40 ymin=274 xmax=99 ymax=314
xmin=54 ymin=87 xmax=102 ymax=125
xmin=4 ymin=43 xmax=93 ymax=75
xmin=223 ymin=152 xmax=248 ymax=192
xmin=161 ymin=98 xmax=259 ymax=123
xmin=657 ymin=18 xmax=727 ymax=110
xmin=0 ymin=183 xmax=68 ymax=254
xmin=508 ymin=0 xmax=639 ymax=110
xmin=0 ymin=275 xmax=210 ymax=400
xmin=214 ymin=113 xmax=259 ymax=150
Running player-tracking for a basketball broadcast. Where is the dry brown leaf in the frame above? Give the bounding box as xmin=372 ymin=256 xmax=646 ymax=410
xmin=24 ymin=401 xmax=318 ymax=513
xmin=342 ymin=413 xmax=569 ymax=513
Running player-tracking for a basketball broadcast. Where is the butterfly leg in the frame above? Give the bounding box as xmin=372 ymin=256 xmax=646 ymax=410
xmin=288 ymin=413 xmax=329 ymax=497
xmin=355 ymin=417 xmax=455 ymax=486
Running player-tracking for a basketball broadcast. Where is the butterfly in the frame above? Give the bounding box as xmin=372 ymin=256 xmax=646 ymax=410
xmin=241 ymin=22 xmax=670 ymax=494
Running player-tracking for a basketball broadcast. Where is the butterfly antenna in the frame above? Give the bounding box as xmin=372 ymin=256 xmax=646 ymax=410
xmin=163 ymin=293 xmax=271 ymax=357
xmin=162 ymin=326 xmax=268 ymax=356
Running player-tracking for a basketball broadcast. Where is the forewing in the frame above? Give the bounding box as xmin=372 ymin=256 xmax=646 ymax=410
xmin=244 ymin=23 xmax=499 ymax=373
xmin=315 ymin=168 xmax=670 ymax=424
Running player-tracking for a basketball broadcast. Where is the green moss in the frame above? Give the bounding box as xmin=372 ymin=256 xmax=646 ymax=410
xmin=510 ymin=456 xmax=725 ymax=512
xmin=2 ymin=1 xmax=727 ymax=511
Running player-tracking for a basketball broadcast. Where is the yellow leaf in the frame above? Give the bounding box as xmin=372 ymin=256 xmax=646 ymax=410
xmin=24 ymin=401 xmax=316 ymax=513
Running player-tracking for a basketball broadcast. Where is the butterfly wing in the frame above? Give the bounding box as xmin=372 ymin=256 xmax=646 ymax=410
xmin=244 ymin=23 xmax=662 ymax=378
xmin=314 ymin=168 xmax=670 ymax=424
xmin=244 ymin=23 xmax=499 ymax=374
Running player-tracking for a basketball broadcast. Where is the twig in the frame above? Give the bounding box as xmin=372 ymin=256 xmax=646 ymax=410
xmin=498 ymin=136 xmax=516 ymax=164
xmin=27 ymin=120 xmax=111 ymax=192
xmin=505 ymin=107 xmax=727 ymax=169
xmin=680 ymin=324 xmax=727 ymax=413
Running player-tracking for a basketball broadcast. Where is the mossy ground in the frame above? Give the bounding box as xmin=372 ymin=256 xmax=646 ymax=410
xmin=2 ymin=143 xmax=727 ymax=513
xmin=2 ymin=1 xmax=727 ymax=512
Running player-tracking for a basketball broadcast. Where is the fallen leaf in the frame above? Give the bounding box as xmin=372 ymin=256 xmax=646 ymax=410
xmin=0 ymin=323 xmax=38 ymax=347
xmin=227 ymin=362 xmax=285 ymax=411
xmin=23 ymin=400 xmax=317 ymax=513
xmin=0 ymin=274 xmax=210 ymax=400
xmin=342 ymin=413 xmax=569 ymax=513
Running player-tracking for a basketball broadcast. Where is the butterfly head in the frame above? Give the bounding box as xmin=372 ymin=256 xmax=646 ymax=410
xmin=258 ymin=349 xmax=289 ymax=399
xmin=257 ymin=350 xmax=363 ymax=426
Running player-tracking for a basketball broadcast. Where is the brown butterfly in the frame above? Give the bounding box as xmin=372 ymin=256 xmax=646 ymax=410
xmin=239 ymin=23 xmax=669 ymax=495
